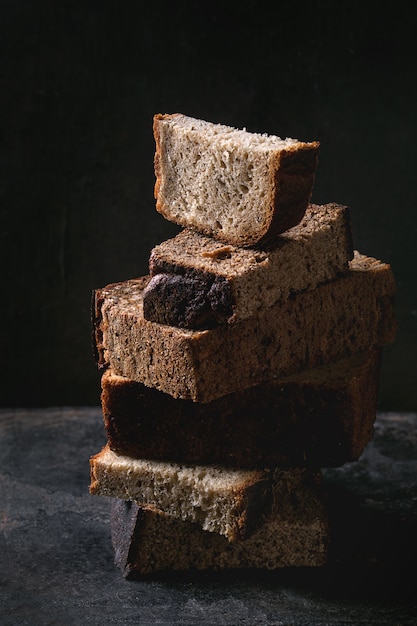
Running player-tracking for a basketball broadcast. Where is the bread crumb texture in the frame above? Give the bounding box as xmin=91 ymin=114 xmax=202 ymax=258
xmin=153 ymin=113 xmax=320 ymax=246
xmin=90 ymin=445 xmax=271 ymax=541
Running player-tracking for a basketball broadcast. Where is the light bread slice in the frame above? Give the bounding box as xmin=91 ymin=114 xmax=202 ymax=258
xmin=143 ymin=202 xmax=353 ymax=329
xmin=110 ymin=469 xmax=329 ymax=576
xmin=153 ymin=113 xmax=320 ymax=246
xmin=90 ymin=447 xmax=272 ymax=541
xmin=93 ymin=253 xmax=396 ymax=403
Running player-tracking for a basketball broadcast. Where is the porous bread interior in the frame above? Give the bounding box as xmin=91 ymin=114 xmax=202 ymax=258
xmin=90 ymin=445 xmax=269 ymax=541
xmin=133 ymin=508 xmax=329 ymax=572
xmin=156 ymin=114 xmax=309 ymax=241
xmin=163 ymin=114 xmax=301 ymax=148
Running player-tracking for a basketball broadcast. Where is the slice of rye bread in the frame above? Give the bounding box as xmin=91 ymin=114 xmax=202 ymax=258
xmin=153 ymin=113 xmax=320 ymax=247
xmin=90 ymin=447 xmax=278 ymax=541
xmin=100 ymin=349 xmax=382 ymax=468
xmin=110 ymin=469 xmax=329 ymax=577
xmin=92 ymin=252 xmax=397 ymax=403
xmin=143 ymin=203 xmax=354 ymax=329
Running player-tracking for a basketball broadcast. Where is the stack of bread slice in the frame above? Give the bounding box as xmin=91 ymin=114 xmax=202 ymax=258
xmin=90 ymin=113 xmax=397 ymax=577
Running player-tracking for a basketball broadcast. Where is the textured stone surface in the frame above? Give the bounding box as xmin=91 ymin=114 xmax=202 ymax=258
xmin=1 ymin=408 xmax=416 ymax=625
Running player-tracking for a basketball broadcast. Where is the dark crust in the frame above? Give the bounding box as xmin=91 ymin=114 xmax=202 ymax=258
xmin=111 ymin=499 xmax=143 ymax=578
xmin=378 ymin=295 xmax=398 ymax=340
xmin=340 ymin=204 xmax=354 ymax=262
xmin=256 ymin=146 xmax=320 ymax=246
xmin=143 ymin=261 xmax=233 ymax=329
xmin=101 ymin=350 xmax=381 ymax=468
xmin=237 ymin=475 xmax=273 ymax=540
xmin=278 ymin=144 xmax=321 ymax=174
xmin=153 ymin=114 xmax=164 ymax=203
xmin=91 ymin=288 xmax=107 ymax=369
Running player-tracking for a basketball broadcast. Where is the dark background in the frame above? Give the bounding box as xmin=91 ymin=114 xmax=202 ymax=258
xmin=1 ymin=1 xmax=416 ymax=410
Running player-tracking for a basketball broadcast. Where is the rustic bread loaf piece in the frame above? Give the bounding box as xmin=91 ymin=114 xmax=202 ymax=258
xmin=92 ymin=253 xmax=396 ymax=403
xmin=90 ymin=447 xmax=273 ymax=541
xmin=111 ymin=469 xmax=329 ymax=576
xmin=153 ymin=113 xmax=320 ymax=246
xmin=143 ymin=203 xmax=353 ymax=329
xmin=101 ymin=350 xmax=381 ymax=468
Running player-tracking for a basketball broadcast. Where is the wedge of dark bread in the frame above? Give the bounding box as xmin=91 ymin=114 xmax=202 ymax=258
xmin=153 ymin=113 xmax=320 ymax=246
xmin=143 ymin=203 xmax=353 ymax=329
xmin=110 ymin=469 xmax=329 ymax=576
xmin=92 ymin=253 xmax=396 ymax=403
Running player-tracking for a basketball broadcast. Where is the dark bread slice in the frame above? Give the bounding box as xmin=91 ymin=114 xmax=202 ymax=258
xmin=92 ymin=253 xmax=396 ymax=403
xmin=143 ymin=203 xmax=353 ymax=329
xmin=110 ymin=469 xmax=329 ymax=577
xmin=153 ymin=113 xmax=320 ymax=247
xmin=101 ymin=350 xmax=382 ymax=468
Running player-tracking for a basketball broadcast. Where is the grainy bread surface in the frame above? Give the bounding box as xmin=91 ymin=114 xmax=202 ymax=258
xmin=101 ymin=349 xmax=382 ymax=468
xmin=110 ymin=469 xmax=329 ymax=576
xmin=143 ymin=203 xmax=354 ymax=329
xmin=93 ymin=253 xmax=396 ymax=403
xmin=90 ymin=446 xmax=272 ymax=541
xmin=153 ymin=113 xmax=320 ymax=246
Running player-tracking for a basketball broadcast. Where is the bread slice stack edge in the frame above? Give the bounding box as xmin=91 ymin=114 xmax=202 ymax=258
xmin=90 ymin=113 xmax=397 ymax=578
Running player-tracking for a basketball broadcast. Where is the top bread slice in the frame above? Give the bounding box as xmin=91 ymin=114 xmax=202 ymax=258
xmin=92 ymin=252 xmax=397 ymax=403
xmin=153 ymin=113 xmax=320 ymax=246
xmin=143 ymin=202 xmax=353 ymax=329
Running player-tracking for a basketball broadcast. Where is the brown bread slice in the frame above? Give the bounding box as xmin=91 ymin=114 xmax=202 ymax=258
xmin=101 ymin=350 xmax=382 ymax=468
xmin=92 ymin=252 xmax=396 ymax=403
xmin=153 ymin=113 xmax=320 ymax=246
xmin=90 ymin=447 xmax=273 ymax=542
xmin=143 ymin=203 xmax=353 ymax=329
xmin=110 ymin=469 xmax=329 ymax=577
